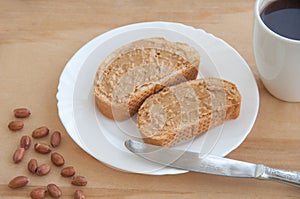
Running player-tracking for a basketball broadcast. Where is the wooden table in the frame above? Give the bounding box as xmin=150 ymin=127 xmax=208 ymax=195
xmin=1 ymin=0 xmax=300 ymax=198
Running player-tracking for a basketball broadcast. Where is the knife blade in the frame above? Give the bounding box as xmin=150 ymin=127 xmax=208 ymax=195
xmin=125 ymin=139 xmax=300 ymax=186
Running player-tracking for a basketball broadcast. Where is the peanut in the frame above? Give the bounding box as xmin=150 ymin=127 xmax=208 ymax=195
xmin=61 ymin=166 xmax=76 ymax=177
xmin=36 ymin=164 xmax=51 ymax=176
xmin=34 ymin=143 xmax=52 ymax=154
xmin=50 ymin=131 xmax=61 ymax=147
xmin=28 ymin=159 xmax=38 ymax=174
xmin=13 ymin=147 xmax=25 ymax=163
xmin=71 ymin=176 xmax=87 ymax=186
xmin=30 ymin=188 xmax=46 ymax=199
xmin=8 ymin=121 xmax=24 ymax=131
xmin=8 ymin=176 xmax=29 ymax=189
xmin=20 ymin=135 xmax=31 ymax=150
xmin=14 ymin=108 xmax=31 ymax=118
xmin=32 ymin=126 xmax=49 ymax=138
xmin=47 ymin=184 xmax=62 ymax=198
xmin=74 ymin=190 xmax=86 ymax=199
xmin=51 ymin=152 xmax=65 ymax=167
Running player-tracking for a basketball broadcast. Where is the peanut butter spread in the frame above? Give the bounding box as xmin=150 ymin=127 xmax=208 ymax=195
xmin=96 ymin=48 xmax=191 ymax=103
xmin=94 ymin=38 xmax=200 ymax=103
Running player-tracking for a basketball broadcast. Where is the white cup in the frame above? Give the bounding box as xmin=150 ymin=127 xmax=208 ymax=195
xmin=253 ymin=0 xmax=300 ymax=102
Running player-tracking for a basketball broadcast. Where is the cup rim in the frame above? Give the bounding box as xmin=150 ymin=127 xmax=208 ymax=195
xmin=254 ymin=0 xmax=300 ymax=44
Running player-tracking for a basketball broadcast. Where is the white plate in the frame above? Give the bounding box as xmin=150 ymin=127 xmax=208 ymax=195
xmin=57 ymin=22 xmax=259 ymax=175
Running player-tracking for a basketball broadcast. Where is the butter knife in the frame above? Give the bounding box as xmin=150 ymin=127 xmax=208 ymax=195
xmin=125 ymin=139 xmax=300 ymax=186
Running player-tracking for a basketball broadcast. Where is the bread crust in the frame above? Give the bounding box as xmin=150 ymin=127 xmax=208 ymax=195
xmin=94 ymin=37 xmax=200 ymax=121
xmin=137 ymin=78 xmax=241 ymax=146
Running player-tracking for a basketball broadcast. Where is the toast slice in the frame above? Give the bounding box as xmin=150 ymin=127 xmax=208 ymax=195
xmin=94 ymin=37 xmax=200 ymax=121
xmin=137 ymin=78 xmax=241 ymax=146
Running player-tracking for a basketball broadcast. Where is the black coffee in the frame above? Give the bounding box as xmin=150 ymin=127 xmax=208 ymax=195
xmin=260 ymin=0 xmax=300 ymax=40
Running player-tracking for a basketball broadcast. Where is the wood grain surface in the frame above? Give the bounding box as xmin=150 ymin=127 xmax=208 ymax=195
xmin=1 ymin=0 xmax=300 ymax=198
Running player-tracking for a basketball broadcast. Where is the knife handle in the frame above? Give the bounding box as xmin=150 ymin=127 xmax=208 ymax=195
xmin=256 ymin=164 xmax=300 ymax=186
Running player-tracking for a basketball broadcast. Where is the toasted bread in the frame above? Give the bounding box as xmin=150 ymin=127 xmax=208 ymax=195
xmin=94 ymin=37 xmax=200 ymax=121
xmin=137 ymin=78 xmax=241 ymax=146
